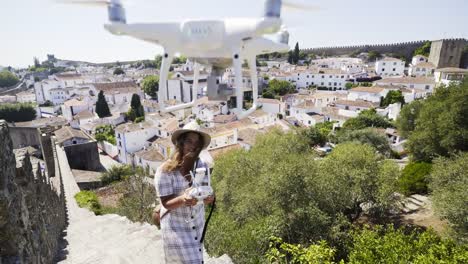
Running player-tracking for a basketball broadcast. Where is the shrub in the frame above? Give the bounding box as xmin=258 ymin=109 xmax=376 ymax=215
xmin=100 ymin=165 xmax=134 ymax=186
xmin=74 ymin=191 xmax=102 ymax=215
xmin=0 ymin=103 xmax=36 ymax=122
xmin=399 ymin=162 xmax=432 ymax=195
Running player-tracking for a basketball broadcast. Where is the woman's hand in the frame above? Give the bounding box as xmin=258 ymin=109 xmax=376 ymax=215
xmin=182 ymin=188 xmax=198 ymax=207
xmin=203 ymin=194 xmax=215 ymax=205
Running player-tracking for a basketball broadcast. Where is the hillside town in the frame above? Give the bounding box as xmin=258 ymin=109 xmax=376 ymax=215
xmin=1 ymin=37 xmax=467 ymax=263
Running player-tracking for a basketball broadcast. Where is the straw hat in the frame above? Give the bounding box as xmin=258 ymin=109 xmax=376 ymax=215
xmin=171 ymin=121 xmax=211 ymax=150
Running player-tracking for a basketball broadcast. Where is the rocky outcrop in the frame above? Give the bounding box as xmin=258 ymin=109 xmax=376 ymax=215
xmin=0 ymin=120 xmax=67 ymax=264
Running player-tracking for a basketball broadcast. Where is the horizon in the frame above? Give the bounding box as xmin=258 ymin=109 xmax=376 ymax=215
xmin=1 ymin=0 xmax=467 ymax=68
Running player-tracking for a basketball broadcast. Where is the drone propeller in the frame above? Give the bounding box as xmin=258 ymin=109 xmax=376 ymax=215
xmin=283 ymin=0 xmax=320 ymax=11
xmin=56 ymin=0 xmax=127 ymax=23
xmin=55 ymin=0 xmax=110 ymax=7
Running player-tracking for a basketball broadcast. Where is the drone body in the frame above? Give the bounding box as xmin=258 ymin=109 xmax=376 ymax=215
xmin=66 ymin=0 xmax=292 ymax=118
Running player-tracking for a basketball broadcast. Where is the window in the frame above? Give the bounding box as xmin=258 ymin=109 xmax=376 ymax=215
xmin=173 ymin=96 xmax=176 ymax=99
xmin=410 ymin=85 xmax=415 ymax=88
xmin=307 ymin=75 xmax=309 ymax=78
xmin=382 ymin=68 xmax=385 ymax=72
xmin=383 ymin=62 xmax=386 ymax=66
xmin=329 ymin=75 xmax=332 ymax=78
xmin=393 ymin=62 xmax=397 ymax=65
xmin=334 ymin=82 xmax=337 ymax=86
xmin=425 ymin=85 xmax=430 ymax=90
xmin=321 ymin=75 xmax=324 ymax=79
xmin=341 ymin=75 xmax=344 ymax=78
xmin=393 ymin=68 xmax=396 ymax=71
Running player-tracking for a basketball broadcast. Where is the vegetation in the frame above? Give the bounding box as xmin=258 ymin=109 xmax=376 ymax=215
xmin=399 ymin=162 xmax=432 ymax=195
xmin=0 ymin=103 xmax=36 ymax=122
xmin=115 ymin=166 xmax=156 ymax=223
xmin=263 ymin=79 xmax=296 ymax=98
xmin=95 ymin=90 xmax=111 ymax=118
xmin=100 ymin=165 xmax=134 ymax=186
xmin=0 ymin=70 xmax=20 ymax=87
xmin=113 ymin=68 xmax=125 ymax=75
xmin=267 ymin=226 xmax=468 ymax=264
xmin=126 ymin=94 xmax=145 ymax=122
xmin=380 ymin=90 xmax=405 ymax=107
xmin=367 ymin=51 xmax=382 ymax=61
xmin=95 ymin=125 xmax=116 ymax=145
xmin=205 ymin=130 xmax=400 ymax=263
xmin=141 ymin=75 xmax=159 ymax=99
xmin=413 ymin=41 xmax=432 ymax=57
xmin=336 ymin=128 xmax=393 ymax=158
xmin=342 ymin=109 xmax=393 ymax=131
xmin=75 ymin=191 xmax=102 ymax=215
xmin=398 ymin=79 xmax=468 ymax=162
xmin=429 ymin=153 xmax=468 ymax=243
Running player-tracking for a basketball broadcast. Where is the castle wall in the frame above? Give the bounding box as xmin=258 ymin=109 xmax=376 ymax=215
xmin=0 ymin=120 xmax=67 ymax=264
xmin=64 ymin=141 xmax=101 ymax=171
xmin=429 ymin=39 xmax=468 ymax=68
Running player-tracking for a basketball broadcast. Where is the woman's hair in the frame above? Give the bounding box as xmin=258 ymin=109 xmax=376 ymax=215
xmin=162 ymin=132 xmax=203 ymax=172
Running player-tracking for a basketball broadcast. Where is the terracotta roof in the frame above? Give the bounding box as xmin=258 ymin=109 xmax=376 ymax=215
xmin=154 ymin=137 xmax=173 ymax=148
xmin=294 ymin=100 xmax=316 ymax=109
xmin=377 ymin=76 xmax=436 ymax=85
xmin=378 ymin=57 xmax=402 ymax=62
xmin=55 ymin=73 xmax=82 ymax=80
xmin=115 ymin=121 xmax=155 ymax=133
xmin=64 ymin=98 xmax=87 ymax=107
xmin=413 ymin=62 xmax=435 ymax=68
xmin=134 ymin=147 xmax=165 ymax=162
xmin=258 ymin=98 xmax=282 ymax=105
xmin=92 ymin=81 xmax=139 ymax=94
xmin=238 ymin=128 xmax=261 ymax=146
xmin=334 ymin=100 xmax=376 ymax=108
xmin=11 ymin=117 xmax=67 ymax=128
xmin=435 ymin=67 xmax=468 ymax=73
xmin=209 ymin=144 xmax=242 ymax=159
xmin=54 ymin=126 xmax=90 ymax=144
xmin=248 ymin=109 xmax=269 ymax=118
xmin=74 ymin=110 xmax=95 ymax=120
xmin=213 ymin=114 xmax=237 ymax=124
xmin=350 ymin=86 xmax=385 ymax=93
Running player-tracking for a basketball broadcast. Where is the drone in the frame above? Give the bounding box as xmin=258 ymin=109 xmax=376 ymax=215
xmin=61 ymin=0 xmax=313 ymax=119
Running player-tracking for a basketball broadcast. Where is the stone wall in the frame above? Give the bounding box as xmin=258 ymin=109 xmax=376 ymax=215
xmin=0 ymin=120 xmax=67 ymax=264
xmin=302 ymin=40 xmax=428 ymax=59
xmin=64 ymin=141 xmax=102 ymax=171
xmin=8 ymin=127 xmax=41 ymax=149
xmin=428 ymin=39 xmax=468 ymax=68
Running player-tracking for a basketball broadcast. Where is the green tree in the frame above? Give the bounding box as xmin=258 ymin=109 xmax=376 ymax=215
xmin=337 ymin=128 xmax=393 ymax=158
xmin=348 ymin=225 xmax=468 ymax=264
xmin=33 ymin=57 xmax=40 ymax=68
xmin=0 ymin=70 xmax=20 ymax=87
xmin=395 ymin=99 xmax=424 ymax=138
xmin=116 ymin=166 xmax=156 ymax=223
xmin=429 ymin=153 xmax=468 ymax=243
xmin=267 ymin=79 xmax=295 ymax=96
xmin=368 ymin=51 xmax=382 ymax=61
xmin=266 ymin=237 xmax=337 ymax=264
xmin=0 ymin=103 xmax=36 ymax=122
xmin=130 ymin=93 xmax=144 ymax=118
xmin=154 ymin=55 xmax=163 ymax=69
xmin=95 ymin=125 xmax=116 ymax=145
xmin=413 ymin=41 xmax=431 ymax=57
xmin=293 ymin=42 xmax=300 ymax=64
xmin=113 ymin=68 xmax=125 ymax=75
xmin=399 ymin=162 xmax=432 ymax=195
xmin=95 ymin=90 xmax=111 ymax=118
xmin=342 ymin=109 xmax=393 ymax=131
xmin=404 ymin=79 xmax=468 ymax=162
xmin=300 ymin=126 xmax=327 ymax=147
xmin=380 ymin=90 xmax=405 ymax=107
xmin=100 ymin=164 xmax=134 ymax=186
xmin=345 ymin=82 xmax=353 ymax=90
xmin=141 ymin=75 xmax=159 ymax=99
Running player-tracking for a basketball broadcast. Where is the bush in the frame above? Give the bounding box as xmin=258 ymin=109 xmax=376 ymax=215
xmin=429 ymin=153 xmax=468 ymax=243
xmin=0 ymin=103 xmax=36 ymax=122
xmin=100 ymin=165 xmax=134 ymax=186
xmin=399 ymin=162 xmax=432 ymax=195
xmin=95 ymin=125 xmax=116 ymax=145
xmin=135 ymin=116 xmax=145 ymax=123
xmin=75 ymin=191 xmax=102 ymax=215
xmin=0 ymin=70 xmax=20 ymax=87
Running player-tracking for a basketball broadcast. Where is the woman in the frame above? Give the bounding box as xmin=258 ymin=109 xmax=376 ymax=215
xmin=155 ymin=125 xmax=214 ymax=264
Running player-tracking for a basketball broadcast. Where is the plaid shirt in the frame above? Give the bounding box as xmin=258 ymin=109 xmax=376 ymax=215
xmin=155 ymin=161 xmax=209 ymax=264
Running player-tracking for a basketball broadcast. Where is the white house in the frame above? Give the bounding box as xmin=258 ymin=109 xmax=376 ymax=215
xmin=54 ymin=126 xmax=91 ymax=147
xmin=201 ymin=124 xmax=239 ymax=151
xmin=333 ymin=100 xmax=377 ymax=112
xmin=91 ymin=81 xmax=143 ymax=105
xmin=16 ymin=91 xmax=36 ymax=103
xmin=434 ymin=68 xmax=468 ymax=86
xmin=257 ymin=98 xmax=286 ymax=116
xmin=115 ymin=121 xmax=159 ymax=164
xmin=289 ymin=68 xmax=352 ymax=90
xmin=375 ymin=76 xmax=436 ymax=93
xmin=408 ymin=62 xmax=435 ymax=77
xmin=411 ymin=55 xmax=428 ymax=66
xmin=248 ymin=110 xmax=277 ymax=128
xmin=61 ymin=98 xmax=94 ymax=121
xmin=133 ymin=146 xmax=165 ymax=175
xmin=296 ymin=112 xmax=325 ymax=127
xmin=375 ymin=58 xmax=405 ymax=77
xmin=347 ymin=86 xmax=389 ymax=103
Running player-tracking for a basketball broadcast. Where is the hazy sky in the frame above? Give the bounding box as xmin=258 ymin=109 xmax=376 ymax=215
xmin=1 ymin=0 xmax=467 ymax=68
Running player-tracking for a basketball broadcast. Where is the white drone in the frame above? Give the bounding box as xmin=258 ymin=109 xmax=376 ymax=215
xmin=61 ymin=0 xmax=312 ymax=119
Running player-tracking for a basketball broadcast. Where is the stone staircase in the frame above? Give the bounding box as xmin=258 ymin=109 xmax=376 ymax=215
xmin=55 ymin=145 xmax=232 ymax=264
xmin=401 ymin=194 xmax=428 ymax=214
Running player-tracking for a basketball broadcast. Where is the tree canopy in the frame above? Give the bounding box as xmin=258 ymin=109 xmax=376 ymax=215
xmin=263 ymin=79 xmax=295 ymax=98
xmin=400 ymin=79 xmax=468 ymax=162
xmin=0 ymin=103 xmax=36 ymax=122
xmin=413 ymin=41 xmax=431 ymax=57
xmin=113 ymin=68 xmax=125 ymax=75
xmin=381 ymin=90 xmax=405 ymax=107
xmin=342 ymin=109 xmax=393 ymax=131
xmin=0 ymin=70 xmax=20 ymax=87
xmin=141 ymin=75 xmax=159 ymax=99
xmin=95 ymin=90 xmax=111 ymax=118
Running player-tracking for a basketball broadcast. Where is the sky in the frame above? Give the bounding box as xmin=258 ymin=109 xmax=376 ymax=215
xmin=1 ymin=0 xmax=467 ymax=68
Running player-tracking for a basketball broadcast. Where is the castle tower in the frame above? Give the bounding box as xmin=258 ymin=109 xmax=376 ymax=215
xmin=428 ymin=39 xmax=468 ymax=68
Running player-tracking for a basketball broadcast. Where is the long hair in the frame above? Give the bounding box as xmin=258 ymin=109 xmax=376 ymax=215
xmin=162 ymin=132 xmax=203 ymax=172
